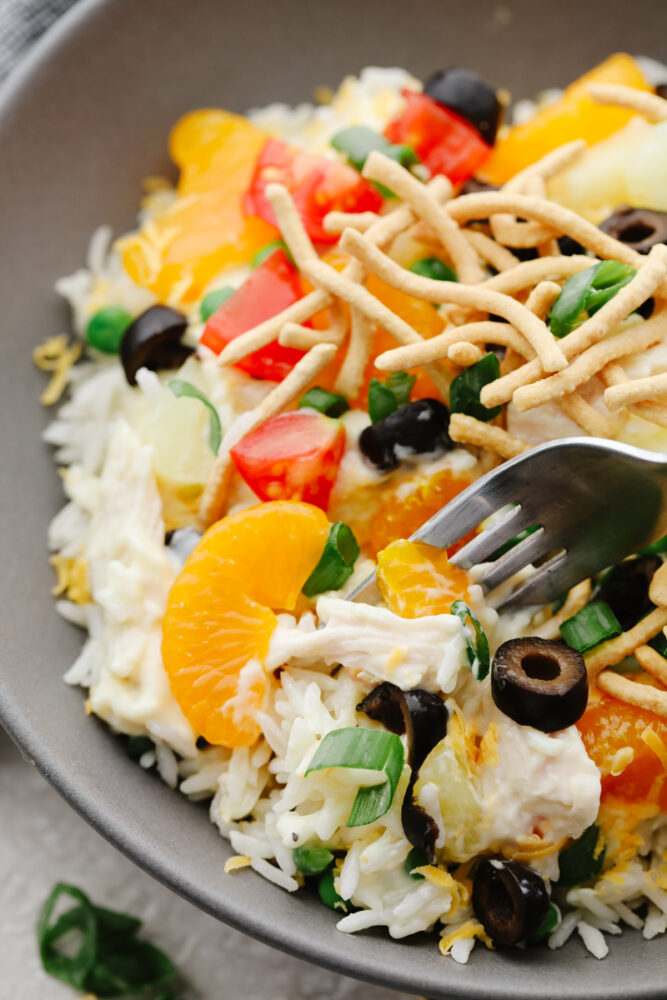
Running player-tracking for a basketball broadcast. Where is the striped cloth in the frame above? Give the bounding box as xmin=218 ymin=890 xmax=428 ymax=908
xmin=0 ymin=0 xmax=79 ymax=81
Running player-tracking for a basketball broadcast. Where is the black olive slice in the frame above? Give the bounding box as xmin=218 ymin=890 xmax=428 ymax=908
xmin=491 ymin=637 xmax=587 ymax=732
xmin=359 ymin=399 xmax=452 ymax=471
xmin=357 ymin=682 xmax=448 ymax=861
xmin=472 ymin=858 xmax=550 ymax=946
xmin=557 ymin=235 xmax=586 ymax=256
xmin=599 ymin=205 xmax=667 ymax=254
xmin=423 ymin=68 xmax=501 ymax=145
xmin=657 ymin=84 xmax=667 ymax=101
xmin=120 ymin=305 xmax=191 ymax=385
xmin=594 ymin=554 xmax=661 ymax=631
xmin=459 ymin=177 xmax=498 ymax=197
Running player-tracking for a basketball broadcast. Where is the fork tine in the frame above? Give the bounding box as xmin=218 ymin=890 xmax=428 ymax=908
xmin=450 ymin=506 xmax=537 ymax=570
xmin=495 ymin=550 xmax=569 ymax=611
xmin=477 ymin=527 xmax=552 ymax=593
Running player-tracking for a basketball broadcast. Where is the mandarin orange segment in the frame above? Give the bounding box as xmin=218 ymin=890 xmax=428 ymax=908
xmin=377 ymin=539 xmax=471 ymax=618
xmin=162 ymin=502 xmax=330 ymax=747
xmin=577 ymin=688 xmax=667 ymax=810
xmin=121 ymin=110 xmax=275 ymax=303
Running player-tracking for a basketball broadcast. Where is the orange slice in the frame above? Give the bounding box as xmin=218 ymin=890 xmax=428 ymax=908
xmin=162 ymin=501 xmax=329 ymax=747
xmin=377 ymin=539 xmax=471 ymax=618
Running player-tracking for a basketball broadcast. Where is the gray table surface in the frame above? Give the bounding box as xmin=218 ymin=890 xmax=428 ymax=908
xmin=0 ymin=5 xmax=413 ymax=997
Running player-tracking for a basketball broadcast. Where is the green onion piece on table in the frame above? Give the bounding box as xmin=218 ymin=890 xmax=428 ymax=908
xmin=37 ymin=883 xmax=180 ymax=997
xmin=449 ymin=353 xmax=501 ymax=423
xmin=86 ymin=306 xmax=132 ymax=354
xmin=555 ymin=824 xmax=606 ymax=887
xmin=548 ymin=260 xmax=636 ymax=338
xmin=200 ymin=285 xmax=234 ymax=321
xmin=168 ymin=378 xmax=222 ymax=455
xmin=368 ymin=371 xmax=416 ymax=423
xmin=560 ymin=600 xmax=622 ymax=653
xmin=450 ymin=600 xmax=490 ymax=680
xmin=305 ymin=727 xmax=405 ymax=827
xmin=251 ymin=239 xmax=294 ymax=268
xmin=302 ymin=522 xmax=360 ymax=597
xmin=298 ymin=386 xmax=350 ymax=418
xmin=293 ymin=843 xmax=335 ymax=875
xmin=409 ymin=257 xmax=457 ymax=283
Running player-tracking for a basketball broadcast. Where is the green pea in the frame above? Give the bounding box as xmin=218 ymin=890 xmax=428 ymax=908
xmin=200 ymin=286 xmax=235 ymax=321
xmin=86 ymin=306 xmax=132 ymax=354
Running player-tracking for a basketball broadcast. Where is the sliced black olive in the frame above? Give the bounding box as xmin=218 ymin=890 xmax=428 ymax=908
xmin=657 ymin=84 xmax=667 ymax=101
xmin=358 ymin=682 xmax=448 ymax=861
xmin=491 ymin=637 xmax=588 ymax=732
xmin=472 ymin=858 xmax=550 ymax=947
xmin=120 ymin=305 xmax=191 ymax=386
xmin=423 ymin=68 xmax=501 ymax=145
xmin=599 ymin=205 xmax=667 ymax=254
xmin=459 ymin=177 xmax=498 ymax=197
xmin=557 ymin=235 xmax=586 ymax=256
xmin=594 ymin=554 xmax=661 ymax=631
xmin=359 ymin=399 xmax=452 ymax=471
xmin=358 ymin=682 xmax=448 ymax=771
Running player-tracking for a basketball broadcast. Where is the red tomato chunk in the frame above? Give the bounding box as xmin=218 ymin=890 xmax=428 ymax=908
xmin=200 ymin=248 xmax=305 ymax=381
xmin=244 ymin=138 xmax=383 ymax=244
xmin=230 ymin=410 xmax=346 ymax=510
xmin=384 ymin=90 xmax=490 ymax=185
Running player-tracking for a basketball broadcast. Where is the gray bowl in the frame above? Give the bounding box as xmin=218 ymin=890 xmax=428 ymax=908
xmin=1 ymin=1 xmax=667 ymax=996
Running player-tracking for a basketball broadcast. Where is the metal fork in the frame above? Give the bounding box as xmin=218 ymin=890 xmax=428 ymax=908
xmin=349 ymin=438 xmax=667 ymax=611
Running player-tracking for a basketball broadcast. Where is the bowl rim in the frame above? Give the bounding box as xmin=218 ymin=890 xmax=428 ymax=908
xmin=1 ymin=4 xmax=667 ymax=997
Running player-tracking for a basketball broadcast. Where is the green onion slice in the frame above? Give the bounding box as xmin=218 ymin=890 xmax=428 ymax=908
xmin=251 ymin=239 xmax=294 ymax=268
xmin=305 ymin=728 xmax=405 ymax=827
xmin=638 ymin=533 xmax=667 ymax=556
xmin=37 ymin=883 xmax=178 ymax=997
xmin=200 ymin=285 xmax=234 ymax=321
xmin=649 ymin=631 xmax=667 ymax=658
xmin=409 ymin=257 xmax=457 ymax=283
xmin=548 ymin=261 xmax=636 ymax=338
xmin=298 ymin=386 xmax=350 ymax=418
xmin=528 ymin=902 xmax=562 ymax=943
xmin=489 ymin=524 xmax=540 ymax=560
xmin=317 ymin=869 xmax=350 ymax=912
xmin=560 ymin=600 xmax=622 ymax=653
xmin=404 ymin=846 xmax=429 ymax=880
xmin=449 ymin=353 xmax=501 ymax=423
xmin=293 ymin=843 xmax=334 ymax=875
xmin=555 ymin=824 xmax=606 ymax=887
xmin=168 ymin=378 xmax=222 ymax=455
xmin=450 ymin=600 xmax=490 ymax=680
xmin=368 ymin=371 xmax=416 ymax=423
xmin=331 ymin=125 xmax=418 ymax=174
xmin=125 ymin=734 xmax=155 ymax=761
xmin=302 ymin=522 xmax=360 ymax=597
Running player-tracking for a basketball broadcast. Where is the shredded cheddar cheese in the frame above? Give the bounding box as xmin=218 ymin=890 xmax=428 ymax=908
xmin=33 ymin=334 xmax=82 ymax=405
xmin=50 ymin=554 xmax=91 ymax=605
xmin=439 ymin=919 xmax=494 ymax=957
xmin=224 ymin=855 xmax=252 ymax=874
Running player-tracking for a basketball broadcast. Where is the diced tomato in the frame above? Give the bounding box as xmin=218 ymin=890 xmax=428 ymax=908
xmin=230 ymin=410 xmax=346 ymax=510
xmin=200 ymin=248 xmax=306 ymax=381
xmin=244 ymin=138 xmax=383 ymax=244
xmin=384 ymin=90 xmax=490 ymax=185
xmin=577 ymin=689 xmax=667 ymax=809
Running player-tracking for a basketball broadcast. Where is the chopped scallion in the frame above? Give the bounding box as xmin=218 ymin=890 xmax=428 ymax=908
xmin=317 ymin=869 xmax=350 ymax=912
xmin=548 ymin=261 xmax=636 ymax=338
xmin=638 ymin=533 xmax=667 ymax=556
xmin=251 ymin=239 xmax=293 ymax=268
xmin=368 ymin=371 xmax=416 ymax=423
xmin=293 ymin=843 xmax=334 ymax=875
xmin=648 ymin=631 xmax=667 ymax=658
xmin=528 ymin=902 xmax=561 ymax=943
xmin=298 ymin=386 xmax=350 ymax=418
xmin=302 ymin=522 xmax=360 ymax=597
xmin=560 ymin=600 xmax=622 ymax=653
xmin=404 ymin=847 xmax=428 ymax=880
xmin=555 ymin=824 xmax=605 ymax=887
xmin=409 ymin=257 xmax=457 ymax=283
xmin=305 ymin=728 xmax=405 ymax=827
xmin=489 ymin=525 xmax=540 ymax=560
xmin=37 ymin=883 xmax=180 ymax=997
xmin=168 ymin=379 xmax=222 ymax=455
xmin=449 ymin=353 xmax=501 ymax=423
xmin=331 ymin=125 xmax=418 ymax=174
xmin=450 ymin=600 xmax=490 ymax=680
xmin=200 ymin=285 xmax=234 ymax=321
